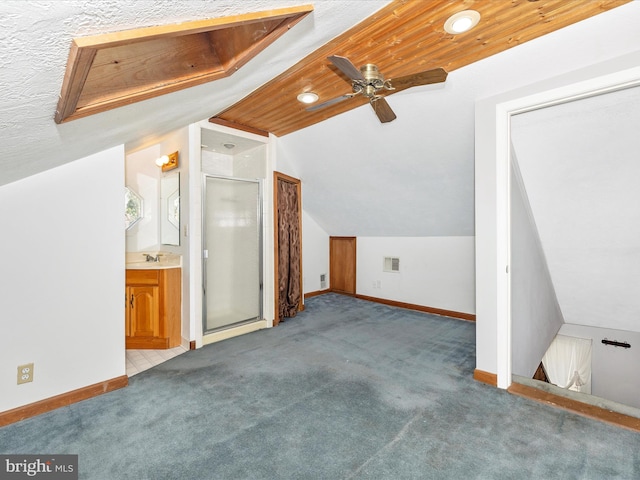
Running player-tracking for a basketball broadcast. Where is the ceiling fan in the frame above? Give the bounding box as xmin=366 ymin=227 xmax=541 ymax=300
xmin=306 ymin=55 xmax=448 ymax=123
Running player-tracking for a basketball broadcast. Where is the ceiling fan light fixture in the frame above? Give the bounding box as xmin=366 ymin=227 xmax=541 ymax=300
xmin=297 ymin=92 xmax=319 ymax=104
xmin=444 ymin=10 xmax=481 ymax=34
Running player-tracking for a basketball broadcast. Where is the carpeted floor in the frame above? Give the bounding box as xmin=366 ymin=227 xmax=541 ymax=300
xmin=1 ymin=293 xmax=638 ymax=479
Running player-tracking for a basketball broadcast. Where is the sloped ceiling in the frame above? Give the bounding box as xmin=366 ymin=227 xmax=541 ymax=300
xmin=0 ymin=0 xmax=388 ymax=187
xmin=0 ymin=0 xmax=634 ymax=189
xmin=1 ymin=1 xmax=640 ymax=247
xmin=511 ymin=86 xmax=640 ymax=333
xmin=215 ymin=0 xmax=628 ymax=137
xmin=276 ymin=3 xmax=640 ymax=237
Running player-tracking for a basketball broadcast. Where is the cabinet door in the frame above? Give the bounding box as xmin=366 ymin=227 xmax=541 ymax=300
xmin=129 ymin=285 xmax=160 ymax=338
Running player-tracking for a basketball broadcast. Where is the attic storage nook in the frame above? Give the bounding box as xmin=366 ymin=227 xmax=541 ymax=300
xmin=54 ymin=5 xmax=313 ymax=123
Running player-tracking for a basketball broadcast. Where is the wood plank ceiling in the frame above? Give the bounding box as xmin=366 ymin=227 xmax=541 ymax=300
xmin=55 ymin=6 xmax=313 ymax=123
xmin=211 ymin=0 xmax=629 ymax=137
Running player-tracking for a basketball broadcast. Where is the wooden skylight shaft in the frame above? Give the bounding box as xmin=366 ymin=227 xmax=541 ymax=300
xmin=55 ymin=5 xmax=313 ymax=123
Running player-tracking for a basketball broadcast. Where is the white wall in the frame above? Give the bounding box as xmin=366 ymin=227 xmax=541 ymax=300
xmin=476 ymin=52 xmax=640 ymax=386
xmin=188 ymin=125 xmax=204 ymax=345
xmin=159 ymin=127 xmax=191 ymax=344
xmin=0 ymin=146 xmax=125 ymax=412
xmin=234 ymin=145 xmax=267 ymax=179
xmin=474 ymin=97 xmax=501 ymax=379
xmin=511 ymin=87 xmax=640 ymax=334
xmin=272 ymin=138 xmax=300 ymax=181
xmin=302 ymin=211 xmax=329 ymax=294
xmin=510 ymin=160 xmax=563 ymax=378
xmin=559 ymin=324 xmax=640 ymax=409
xmin=125 ymin=144 xmax=161 ymax=251
xmin=275 ymin=121 xmax=476 ymax=313
xmin=202 ymin=150 xmax=233 ymax=176
xmin=357 ymin=237 xmax=475 ymax=315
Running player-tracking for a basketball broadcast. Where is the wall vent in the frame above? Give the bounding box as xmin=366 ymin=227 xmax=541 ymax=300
xmin=383 ymin=257 xmax=400 ymax=273
xmin=320 ymin=273 xmax=327 ymax=289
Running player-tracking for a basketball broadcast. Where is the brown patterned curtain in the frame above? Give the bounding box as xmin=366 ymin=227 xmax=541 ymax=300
xmin=277 ymin=179 xmax=301 ymax=321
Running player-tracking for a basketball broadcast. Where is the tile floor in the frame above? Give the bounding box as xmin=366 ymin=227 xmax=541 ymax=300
xmin=126 ymin=345 xmax=188 ymax=377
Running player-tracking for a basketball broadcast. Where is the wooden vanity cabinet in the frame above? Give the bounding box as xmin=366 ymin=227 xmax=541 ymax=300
xmin=125 ymin=268 xmax=181 ymax=349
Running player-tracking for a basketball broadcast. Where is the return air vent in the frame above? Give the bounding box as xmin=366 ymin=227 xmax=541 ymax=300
xmin=383 ymin=257 xmax=400 ymax=273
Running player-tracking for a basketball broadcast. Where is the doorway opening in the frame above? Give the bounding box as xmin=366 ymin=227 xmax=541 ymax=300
xmin=273 ymin=171 xmax=303 ymax=326
xmin=509 ymin=85 xmax=640 ymax=417
xmin=329 ymin=236 xmax=356 ymax=296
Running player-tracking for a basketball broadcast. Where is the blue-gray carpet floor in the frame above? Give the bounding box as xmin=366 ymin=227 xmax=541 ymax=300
xmin=1 ymin=293 xmax=639 ymax=479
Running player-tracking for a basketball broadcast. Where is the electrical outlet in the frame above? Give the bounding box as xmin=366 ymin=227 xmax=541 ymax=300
xmin=17 ymin=363 xmax=34 ymax=385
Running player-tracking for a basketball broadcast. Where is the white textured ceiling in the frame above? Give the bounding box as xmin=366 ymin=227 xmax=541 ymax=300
xmin=0 ymin=0 xmax=388 ymax=187
xmin=511 ymin=86 xmax=640 ymax=333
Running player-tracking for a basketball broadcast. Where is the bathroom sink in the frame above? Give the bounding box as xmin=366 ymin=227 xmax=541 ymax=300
xmin=125 ymin=253 xmax=182 ymax=269
xmin=125 ymin=262 xmax=180 ymax=270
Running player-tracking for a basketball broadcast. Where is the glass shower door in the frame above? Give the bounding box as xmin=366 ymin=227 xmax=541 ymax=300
xmin=203 ymin=175 xmax=262 ymax=334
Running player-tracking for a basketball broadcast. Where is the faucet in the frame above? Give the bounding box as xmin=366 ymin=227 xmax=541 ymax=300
xmin=144 ymin=254 xmax=160 ymax=263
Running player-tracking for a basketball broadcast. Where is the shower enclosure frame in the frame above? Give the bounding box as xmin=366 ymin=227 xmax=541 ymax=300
xmin=201 ymin=173 xmax=264 ymax=335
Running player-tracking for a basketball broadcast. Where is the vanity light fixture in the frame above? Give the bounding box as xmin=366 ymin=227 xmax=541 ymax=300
xmin=444 ymin=10 xmax=481 ymax=34
xmin=155 ymin=151 xmax=179 ymax=172
xmin=297 ymin=92 xmax=319 ymax=104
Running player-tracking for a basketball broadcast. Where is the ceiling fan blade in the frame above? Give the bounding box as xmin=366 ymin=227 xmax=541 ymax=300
xmin=371 ymin=97 xmax=396 ymax=123
xmin=389 ymin=68 xmax=448 ymax=93
xmin=306 ymin=93 xmax=355 ymax=112
xmin=328 ymin=55 xmax=365 ymax=82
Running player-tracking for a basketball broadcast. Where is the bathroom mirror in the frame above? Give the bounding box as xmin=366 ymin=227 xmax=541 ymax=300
xmin=160 ymin=173 xmax=180 ymax=245
xmin=124 ymin=187 xmax=143 ymax=230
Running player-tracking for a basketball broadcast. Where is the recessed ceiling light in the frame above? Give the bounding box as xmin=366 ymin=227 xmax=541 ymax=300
xmin=297 ymin=92 xmax=319 ymax=104
xmin=444 ymin=10 xmax=481 ymax=34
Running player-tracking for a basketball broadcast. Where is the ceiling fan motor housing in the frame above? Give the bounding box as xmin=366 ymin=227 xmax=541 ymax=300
xmin=359 ymin=64 xmax=385 ymax=97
